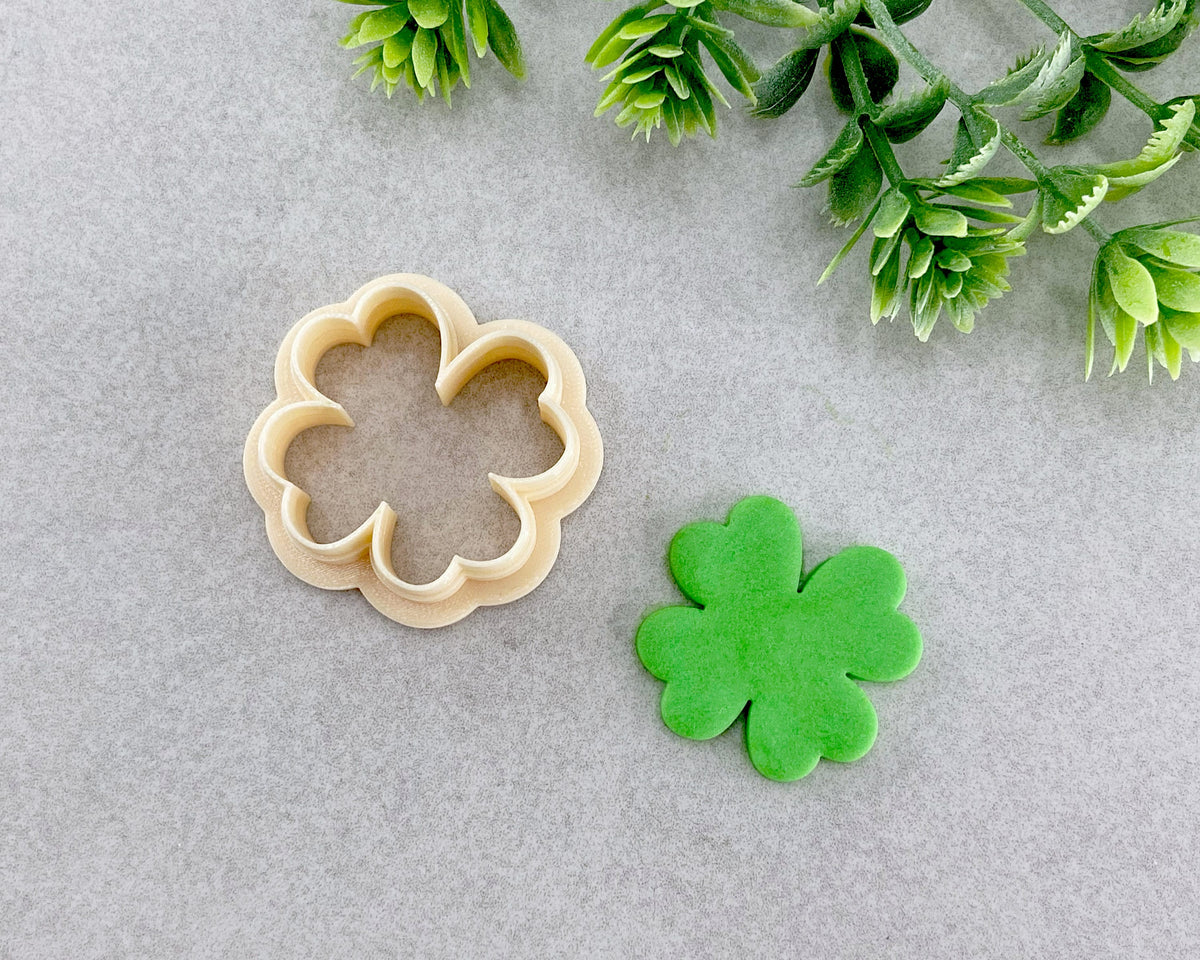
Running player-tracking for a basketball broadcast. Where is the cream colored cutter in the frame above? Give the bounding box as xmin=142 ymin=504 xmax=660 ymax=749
xmin=243 ymin=274 xmax=603 ymax=628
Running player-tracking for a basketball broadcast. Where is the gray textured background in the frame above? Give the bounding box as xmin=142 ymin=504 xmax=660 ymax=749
xmin=3 ymin=0 xmax=1198 ymax=956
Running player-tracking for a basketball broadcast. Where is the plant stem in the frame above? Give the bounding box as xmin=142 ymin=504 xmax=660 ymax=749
xmin=1012 ymin=0 xmax=1068 ymax=34
xmin=832 ymin=31 xmax=906 ymax=185
xmin=1076 ymin=215 xmax=1113 ymax=246
xmin=1011 ymin=0 xmax=1200 ymax=150
xmin=1082 ymin=51 xmax=1163 ymax=117
xmin=998 ymin=128 xmax=1051 ymax=179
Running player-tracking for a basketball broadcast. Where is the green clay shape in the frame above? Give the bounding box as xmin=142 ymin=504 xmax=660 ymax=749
xmin=636 ymin=496 xmax=921 ymax=781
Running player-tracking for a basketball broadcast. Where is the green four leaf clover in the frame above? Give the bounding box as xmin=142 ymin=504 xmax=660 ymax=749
xmin=636 ymin=496 xmax=921 ymax=781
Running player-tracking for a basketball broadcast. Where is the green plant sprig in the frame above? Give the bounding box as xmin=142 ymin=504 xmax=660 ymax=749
xmin=336 ymin=0 xmax=524 ymax=104
xmin=1013 ymin=0 xmax=1200 ymax=148
xmin=821 ymin=25 xmax=1029 ymax=339
xmin=585 ymin=0 xmax=1200 ymax=380
xmin=585 ymin=2 xmax=762 ymax=142
xmin=859 ymin=0 xmax=1197 ymax=377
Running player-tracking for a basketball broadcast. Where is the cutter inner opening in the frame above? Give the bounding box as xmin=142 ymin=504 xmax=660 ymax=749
xmin=285 ymin=313 xmax=564 ymax=585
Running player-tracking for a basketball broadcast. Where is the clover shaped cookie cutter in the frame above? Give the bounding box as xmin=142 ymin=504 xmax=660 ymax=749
xmin=243 ymin=274 xmax=603 ymax=628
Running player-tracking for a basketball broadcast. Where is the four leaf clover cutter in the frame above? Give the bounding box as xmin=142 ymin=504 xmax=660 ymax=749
xmin=637 ymin=496 xmax=922 ymax=781
xmin=244 ymin=274 xmax=603 ymax=628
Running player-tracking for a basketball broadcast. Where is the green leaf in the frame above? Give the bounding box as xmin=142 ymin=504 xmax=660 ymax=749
xmin=383 ymin=26 xmax=417 ymax=67
xmin=443 ymin=2 xmax=471 ymax=84
xmin=1102 ymin=155 xmax=1183 ymax=202
xmin=876 ymin=78 xmax=949 ymax=143
xmin=698 ymin=31 xmax=759 ymax=100
xmin=411 ymin=25 xmax=438 ymax=87
xmin=466 ymin=0 xmax=489 ymax=58
xmin=409 ymin=0 xmax=449 ymax=29
xmin=707 ymin=27 xmax=761 ymax=83
xmin=751 ymin=47 xmax=819 ymax=118
xmin=826 ymin=142 xmax=882 ymax=226
xmin=873 ymin=186 xmax=912 ymax=238
xmin=1096 ymin=99 xmax=1196 ymax=176
xmin=1144 ymin=321 xmax=1164 ymax=380
xmin=1041 ymin=169 xmax=1108 ymax=235
xmin=664 ymin=62 xmax=690 ymax=99
xmin=906 ymin=232 xmax=934 ymax=278
xmin=684 ymin=15 xmax=735 ymax=40
xmin=1118 ymin=228 xmax=1200 ymax=268
xmin=1017 ymin=32 xmax=1085 ymax=120
xmin=1047 ymin=69 xmax=1112 ymax=144
xmin=685 ymin=59 xmax=719 ymax=136
xmin=359 ymin=3 xmax=412 ymax=43
xmin=1150 ymin=268 xmax=1200 ymax=311
xmin=1112 ymin=309 xmax=1138 ymax=372
xmin=966 ymin=177 xmax=1040 ymax=195
xmin=913 ymin=203 xmax=969 ymax=237
xmin=634 ymin=89 xmax=667 ymax=108
xmin=938 ymin=205 xmax=1020 ymax=225
xmin=829 ymin=30 xmax=900 ymax=113
xmin=483 ymin=0 xmax=525 ymax=79
xmin=587 ymin=3 xmax=654 ymax=64
xmin=594 ymin=80 xmax=626 ymax=115
xmin=1162 ymin=308 xmax=1200 ymax=350
xmin=436 ymin=43 xmax=453 ymax=103
xmin=975 ymin=44 xmax=1049 ymax=105
xmin=818 ymin=193 xmax=885 ymax=283
xmin=1102 ymin=2 xmax=1196 ymax=69
xmin=797 ymin=120 xmax=864 ymax=187
xmin=661 ymin=95 xmax=683 ymax=145
xmin=935 ymin=248 xmax=972 ymax=272
xmin=937 ymin=110 xmax=1001 ymax=186
xmin=341 ymin=10 xmax=377 ymax=47
xmin=871 ymin=242 xmax=905 ymax=322
xmin=619 ymin=14 xmax=674 ymax=40
xmin=1103 ymin=245 xmax=1159 ymax=325
xmin=683 ymin=49 xmax=732 ymax=108
xmin=910 ymin=269 xmax=944 ymax=340
xmin=870 ymin=229 xmax=902 ymax=275
xmin=1089 ymin=0 xmax=1190 ymax=53
xmin=585 ymin=4 xmax=643 ymax=62
xmin=351 ymin=44 xmax=384 ymax=77
xmin=620 ymin=64 xmax=664 ymax=84
xmin=933 ymin=181 xmax=1013 ymax=207
xmin=1159 ymin=324 xmax=1184 ymax=379
xmin=1093 ymin=262 xmax=1119 ymax=346
xmin=707 ymin=0 xmax=823 ymax=29
xmin=1085 ymin=256 xmax=1103 ymax=379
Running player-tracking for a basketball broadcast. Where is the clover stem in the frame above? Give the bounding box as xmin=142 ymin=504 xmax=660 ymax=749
xmin=1011 ymin=0 xmax=1200 ymax=150
xmin=831 ymin=30 xmax=906 ymax=185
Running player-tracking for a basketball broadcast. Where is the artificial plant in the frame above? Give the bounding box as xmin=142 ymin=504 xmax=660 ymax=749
xmin=585 ymin=0 xmax=1200 ymax=380
xmin=336 ymin=0 xmax=524 ymax=103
